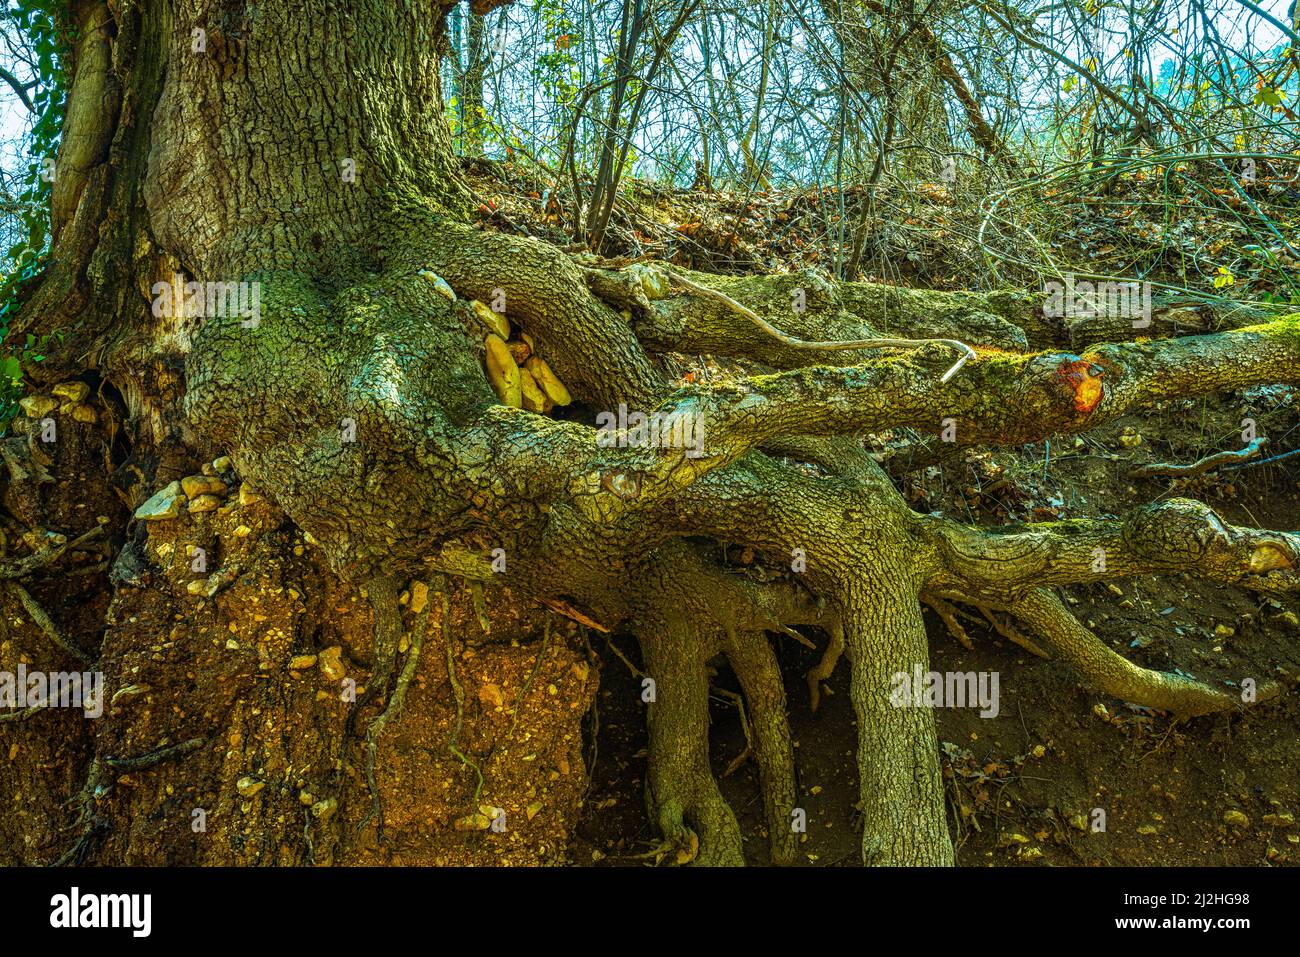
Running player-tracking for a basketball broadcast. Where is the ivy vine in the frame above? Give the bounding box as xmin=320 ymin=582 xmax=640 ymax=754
xmin=0 ymin=0 xmax=70 ymax=425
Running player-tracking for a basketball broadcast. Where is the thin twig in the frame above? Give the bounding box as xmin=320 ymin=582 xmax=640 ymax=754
xmin=1226 ymin=445 xmax=1300 ymax=471
xmin=0 ymin=526 xmax=105 ymax=581
xmin=1129 ymin=437 xmax=1267 ymax=478
xmin=7 ymin=581 xmax=94 ymax=664
xmin=104 ymin=737 xmax=206 ymax=772
xmin=507 ymin=616 xmax=551 ymax=742
xmin=604 ymin=635 xmax=644 ymax=678
xmin=0 ymin=704 xmax=45 ymax=723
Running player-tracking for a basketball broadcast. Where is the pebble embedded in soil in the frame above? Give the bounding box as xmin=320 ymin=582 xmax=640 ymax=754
xmin=134 ymin=481 xmax=186 ymax=521
xmin=318 ymin=646 xmax=346 ymax=681
xmin=182 ymin=474 xmax=228 ymax=499
xmin=187 ymin=493 xmax=222 ymax=514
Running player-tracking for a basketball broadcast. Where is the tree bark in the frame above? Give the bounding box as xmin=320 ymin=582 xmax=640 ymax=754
xmin=5 ymin=0 xmax=1299 ymax=870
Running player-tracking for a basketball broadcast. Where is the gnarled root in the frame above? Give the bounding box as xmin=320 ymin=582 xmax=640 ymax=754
xmin=354 ymin=575 xmax=406 ymax=838
xmin=1012 ymin=588 xmax=1277 ymax=716
xmin=720 ymin=626 xmax=797 ymax=864
xmin=806 ymin=620 xmax=845 ymax=711
xmin=175 ymin=201 xmax=1299 ymax=871
xmin=638 ymin=612 xmax=744 ymax=866
xmin=629 ymin=543 xmax=822 ymax=865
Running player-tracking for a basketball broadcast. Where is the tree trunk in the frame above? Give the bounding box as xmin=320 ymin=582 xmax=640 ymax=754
xmin=5 ymin=0 xmax=1299 ymax=870
xmin=2 ymin=0 xmax=593 ymax=868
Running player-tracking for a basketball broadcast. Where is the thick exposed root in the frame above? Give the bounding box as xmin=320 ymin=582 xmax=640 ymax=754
xmin=720 ymin=626 xmax=797 ymax=865
xmin=841 ymin=580 xmax=954 ymax=866
xmin=1012 ymin=588 xmax=1278 ymax=716
xmin=927 ymin=499 xmax=1300 ymax=598
xmin=626 ymin=543 xmax=826 ymax=865
xmin=638 ymin=614 xmax=744 ymax=866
